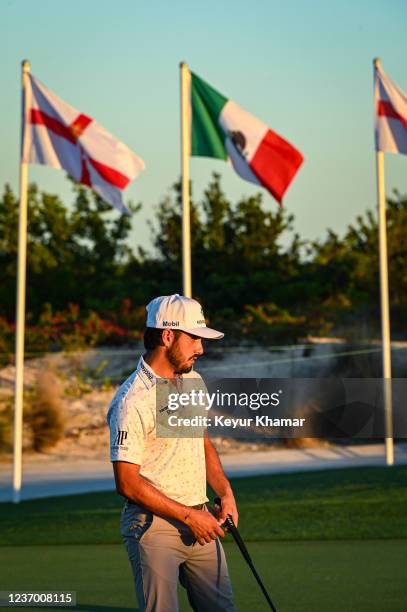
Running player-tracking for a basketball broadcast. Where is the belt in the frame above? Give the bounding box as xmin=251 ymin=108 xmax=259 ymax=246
xmin=126 ymin=500 xmax=205 ymax=510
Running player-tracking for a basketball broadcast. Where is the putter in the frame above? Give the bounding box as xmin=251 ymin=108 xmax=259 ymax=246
xmin=214 ymin=497 xmax=277 ymax=612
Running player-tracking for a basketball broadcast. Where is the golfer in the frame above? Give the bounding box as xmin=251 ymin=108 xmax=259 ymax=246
xmin=107 ymin=294 xmax=237 ymax=611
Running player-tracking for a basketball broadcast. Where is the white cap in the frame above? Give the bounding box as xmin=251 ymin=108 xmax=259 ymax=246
xmin=146 ymin=294 xmax=224 ymax=340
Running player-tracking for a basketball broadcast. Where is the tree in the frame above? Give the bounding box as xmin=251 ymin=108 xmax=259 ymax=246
xmin=0 ymin=180 xmax=141 ymax=317
xmin=149 ymin=172 xmax=300 ymax=312
xmin=308 ymin=191 xmax=407 ymax=337
xmin=0 ymin=185 xmax=19 ymax=317
xmin=0 ymin=183 xmax=74 ymax=317
xmin=2 ymin=174 xmax=406 ymax=342
xmin=67 ymin=181 xmax=140 ymax=310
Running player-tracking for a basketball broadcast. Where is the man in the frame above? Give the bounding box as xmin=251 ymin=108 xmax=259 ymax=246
xmin=107 ymin=294 xmax=237 ymax=612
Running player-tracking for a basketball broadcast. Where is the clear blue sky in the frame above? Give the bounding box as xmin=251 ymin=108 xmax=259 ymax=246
xmin=1 ymin=0 xmax=406 ymax=253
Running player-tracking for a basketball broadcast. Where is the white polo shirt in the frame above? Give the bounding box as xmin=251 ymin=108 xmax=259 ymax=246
xmin=107 ymin=356 xmax=208 ymax=506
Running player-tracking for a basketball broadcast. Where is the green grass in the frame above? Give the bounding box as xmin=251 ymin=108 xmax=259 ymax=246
xmin=1 ymin=467 xmax=406 ymax=611
xmin=0 ymin=466 xmax=406 ymax=546
xmin=0 ymin=541 xmax=406 ymax=611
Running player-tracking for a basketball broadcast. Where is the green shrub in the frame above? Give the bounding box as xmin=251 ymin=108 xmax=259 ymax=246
xmin=0 ymin=317 xmax=13 ymax=366
xmin=24 ymin=300 xmax=144 ymax=354
xmin=243 ymin=303 xmax=307 ymax=344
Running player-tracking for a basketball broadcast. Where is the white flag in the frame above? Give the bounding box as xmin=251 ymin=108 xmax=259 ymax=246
xmin=22 ymin=74 xmax=145 ymax=213
xmin=374 ymin=63 xmax=407 ymax=156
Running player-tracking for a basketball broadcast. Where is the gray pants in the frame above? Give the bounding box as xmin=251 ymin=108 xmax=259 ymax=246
xmin=121 ymin=502 xmax=236 ymax=612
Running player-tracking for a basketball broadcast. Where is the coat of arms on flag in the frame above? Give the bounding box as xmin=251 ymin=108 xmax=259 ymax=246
xmin=188 ymin=70 xmax=304 ymax=204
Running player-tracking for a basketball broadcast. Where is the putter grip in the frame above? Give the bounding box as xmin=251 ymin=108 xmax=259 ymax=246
xmin=214 ymin=497 xmax=234 ymax=528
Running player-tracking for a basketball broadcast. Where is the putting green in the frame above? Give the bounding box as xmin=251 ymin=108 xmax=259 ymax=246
xmin=1 ymin=467 xmax=407 ymax=546
xmin=0 ymin=540 xmax=405 ymax=611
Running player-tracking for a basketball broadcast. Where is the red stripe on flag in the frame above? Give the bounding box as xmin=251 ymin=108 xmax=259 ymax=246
xmin=30 ymin=109 xmax=131 ymax=192
xmin=377 ymin=100 xmax=407 ymax=129
xmin=250 ymin=129 xmax=304 ymax=204
xmin=29 ymin=109 xmax=77 ymax=144
xmin=70 ymin=114 xmax=93 ymax=139
xmin=80 ymin=153 xmax=92 ymax=187
xmin=87 ymin=156 xmax=130 ymax=190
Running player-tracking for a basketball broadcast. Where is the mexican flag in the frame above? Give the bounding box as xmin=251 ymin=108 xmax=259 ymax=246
xmin=189 ymin=71 xmax=304 ymax=204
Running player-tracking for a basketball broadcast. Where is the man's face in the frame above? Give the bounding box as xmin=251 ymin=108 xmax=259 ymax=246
xmin=166 ymin=331 xmax=204 ymax=374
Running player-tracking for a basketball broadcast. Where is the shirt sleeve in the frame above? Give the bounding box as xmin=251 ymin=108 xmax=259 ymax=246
xmin=108 ymin=394 xmax=153 ymax=465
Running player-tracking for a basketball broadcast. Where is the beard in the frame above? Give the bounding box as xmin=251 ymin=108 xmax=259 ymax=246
xmin=167 ymin=342 xmax=196 ymax=374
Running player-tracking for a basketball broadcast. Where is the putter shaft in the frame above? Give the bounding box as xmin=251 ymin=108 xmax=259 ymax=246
xmin=214 ymin=498 xmax=277 ymax=612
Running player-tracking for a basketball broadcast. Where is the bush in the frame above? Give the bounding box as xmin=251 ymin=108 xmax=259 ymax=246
xmin=0 ymin=317 xmax=14 ymax=366
xmin=0 ymin=401 xmax=12 ymax=453
xmin=24 ymin=299 xmax=145 ymax=354
xmin=26 ymin=370 xmax=65 ymax=452
xmin=243 ymin=303 xmax=307 ymax=344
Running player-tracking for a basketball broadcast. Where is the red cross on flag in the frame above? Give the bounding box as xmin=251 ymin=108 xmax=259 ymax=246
xmin=374 ymin=63 xmax=407 ymax=156
xmin=22 ymin=74 xmax=145 ymax=213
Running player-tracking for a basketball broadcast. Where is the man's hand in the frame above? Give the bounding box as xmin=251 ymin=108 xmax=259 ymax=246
xmin=204 ymin=435 xmax=238 ymax=527
xmin=184 ymin=509 xmax=225 ymax=545
xmin=217 ymin=492 xmax=239 ymax=527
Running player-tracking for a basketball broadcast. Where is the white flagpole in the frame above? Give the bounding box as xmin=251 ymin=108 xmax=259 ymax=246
xmin=13 ymin=59 xmax=31 ymax=503
xmin=180 ymin=61 xmax=192 ymax=297
xmin=374 ymin=58 xmax=394 ymax=466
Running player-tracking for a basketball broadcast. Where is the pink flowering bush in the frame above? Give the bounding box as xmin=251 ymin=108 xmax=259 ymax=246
xmin=0 ymin=299 xmax=145 ymax=359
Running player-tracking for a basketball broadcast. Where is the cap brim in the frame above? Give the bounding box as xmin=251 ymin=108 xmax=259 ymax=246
xmin=184 ymin=327 xmax=224 ymax=340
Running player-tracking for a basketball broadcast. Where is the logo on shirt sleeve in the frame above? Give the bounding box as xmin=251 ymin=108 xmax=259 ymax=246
xmin=113 ymin=430 xmax=128 ymax=447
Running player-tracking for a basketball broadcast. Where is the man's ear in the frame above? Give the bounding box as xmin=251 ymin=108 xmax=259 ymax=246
xmin=161 ymin=328 xmax=174 ymax=347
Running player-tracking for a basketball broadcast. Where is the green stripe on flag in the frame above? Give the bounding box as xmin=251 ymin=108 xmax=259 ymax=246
xmin=191 ymin=72 xmax=228 ymax=160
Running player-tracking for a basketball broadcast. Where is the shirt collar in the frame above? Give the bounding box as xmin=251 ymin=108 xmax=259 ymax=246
xmin=137 ymin=356 xmax=157 ymax=390
xmin=137 ymin=355 xmax=186 ymax=392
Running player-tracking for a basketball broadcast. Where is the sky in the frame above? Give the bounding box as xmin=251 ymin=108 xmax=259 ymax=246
xmin=1 ymin=0 xmax=407 ymax=254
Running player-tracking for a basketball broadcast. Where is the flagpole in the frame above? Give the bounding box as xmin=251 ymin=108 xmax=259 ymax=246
xmin=180 ymin=61 xmax=192 ymax=297
xmin=13 ymin=59 xmax=30 ymax=503
xmin=374 ymin=58 xmax=394 ymax=467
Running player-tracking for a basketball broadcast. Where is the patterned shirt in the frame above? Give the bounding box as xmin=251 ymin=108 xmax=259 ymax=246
xmin=106 ymin=356 xmax=208 ymax=505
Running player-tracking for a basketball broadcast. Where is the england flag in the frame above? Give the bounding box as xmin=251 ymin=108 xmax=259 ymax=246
xmin=375 ymin=62 xmax=407 ymax=156
xmin=22 ymin=74 xmax=145 ymax=214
